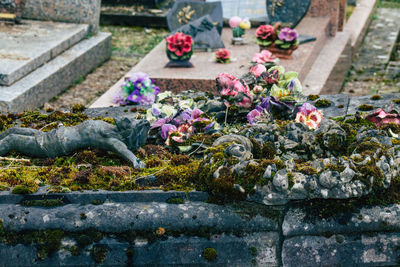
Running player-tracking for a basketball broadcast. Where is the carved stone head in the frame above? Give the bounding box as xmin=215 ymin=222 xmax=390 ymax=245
xmin=115 ymin=117 xmax=150 ymax=151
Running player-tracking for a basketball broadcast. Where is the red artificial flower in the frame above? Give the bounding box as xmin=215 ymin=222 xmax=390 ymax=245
xmin=215 ymin=48 xmax=231 ymax=60
xmin=256 ymin=25 xmax=275 ymax=40
xmin=166 ymin=32 xmax=193 ymax=57
xmin=366 ymin=108 xmax=400 ymax=127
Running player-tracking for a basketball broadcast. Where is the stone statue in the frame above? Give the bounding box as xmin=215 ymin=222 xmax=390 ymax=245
xmin=0 ymin=117 xmax=150 ymax=168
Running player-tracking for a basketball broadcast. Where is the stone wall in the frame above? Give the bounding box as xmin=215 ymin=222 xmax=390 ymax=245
xmin=307 ymin=0 xmax=347 ymax=36
xmin=21 ymin=0 xmax=101 ymax=33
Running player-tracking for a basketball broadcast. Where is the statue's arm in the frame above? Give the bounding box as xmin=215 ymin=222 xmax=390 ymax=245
xmin=105 ymin=138 xmax=145 ymax=169
xmin=0 ymin=127 xmax=41 ymax=140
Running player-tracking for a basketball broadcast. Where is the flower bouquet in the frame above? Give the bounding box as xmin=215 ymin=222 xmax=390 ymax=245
xmin=229 ymin=16 xmax=251 ymax=45
xmin=165 ymin=32 xmax=194 ymax=68
xmin=254 ymin=24 xmax=276 ymax=50
xmin=215 ymin=48 xmax=231 ymax=64
xmin=270 ymin=27 xmax=299 ymax=59
xmin=113 ymin=72 xmax=160 ymax=106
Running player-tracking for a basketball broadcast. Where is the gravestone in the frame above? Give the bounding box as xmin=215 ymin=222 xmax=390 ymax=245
xmin=266 ymin=0 xmax=311 ymax=28
xmin=173 ymin=15 xmax=224 ymax=51
xmin=206 ymin=0 xmax=268 ymax=22
xmin=167 ymin=0 xmax=223 ymax=34
xmin=0 ymin=0 xmax=25 ymax=22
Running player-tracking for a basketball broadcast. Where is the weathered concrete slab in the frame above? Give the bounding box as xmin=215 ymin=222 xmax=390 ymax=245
xmin=0 ymin=233 xmax=279 ymax=266
xmin=351 ymin=8 xmax=400 ymax=79
xmin=0 ymin=20 xmax=89 ymax=86
xmin=282 ymin=233 xmax=400 ymax=267
xmin=307 ymin=94 xmax=350 ymax=117
xmin=0 ymin=32 xmax=111 ymax=112
xmin=283 ymin=204 xmax=400 ymax=237
xmin=0 ymin=202 xmax=280 ymax=232
xmin=347 ymin=93 xmax=400 ymax=114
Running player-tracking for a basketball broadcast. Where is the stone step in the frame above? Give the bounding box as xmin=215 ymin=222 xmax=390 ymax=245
xmin=351 ymin=8 xmax=400 ymax=79
xmin=0 ymin=32 xmax=112 ymax=113
xmin=0 ymin=20 xmax=90 ymax=86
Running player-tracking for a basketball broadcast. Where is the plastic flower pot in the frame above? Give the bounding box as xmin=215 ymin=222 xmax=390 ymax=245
xmin=165 ymin=32 xmax=194 ymax=68
xmin=166 ymin=50 xmax=193 ymax=68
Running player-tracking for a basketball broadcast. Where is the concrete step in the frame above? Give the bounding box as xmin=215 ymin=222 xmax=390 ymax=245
xmin=0 ymin=32 xmax=112 ymax=113
xmin=352 ymin=8 xmax=400 ymax=79
xmin=0 ymin=20 xmax=89 ymax=86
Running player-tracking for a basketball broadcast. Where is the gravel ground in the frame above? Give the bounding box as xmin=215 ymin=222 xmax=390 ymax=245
xmin=43 ymin=26 xmax=167 ymax=110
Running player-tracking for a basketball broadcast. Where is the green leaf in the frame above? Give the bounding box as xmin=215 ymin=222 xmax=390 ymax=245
xmin=283 ymin=71 xmax=298 ymax=80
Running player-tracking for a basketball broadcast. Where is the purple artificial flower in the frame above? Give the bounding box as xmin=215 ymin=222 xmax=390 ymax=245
xmin=181 ymin=109 xmax=192 ymax=121
xmin=247 ymin=109 xmax=262 ymax=124
xmin=259 ymin=96 xmax=271 ymax=110
xmin=152 ymin=107 xmax=161 ymax=116
xmin=298 ymin=103 xmax=317 ymax=116
xmin=113 ymin=90 xmax=128 ymax=105
xmin=152 ymin=118 xmax=166 ymax=129
xmin=161 ymin=124 xmax=177 ymax=140
xmin=203 ymin=122 xmax=215 ymax=131
xmin=278 ymin=28 xmax=298 ymax=42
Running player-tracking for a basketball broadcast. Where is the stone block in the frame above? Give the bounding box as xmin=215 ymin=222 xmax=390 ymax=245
xmin=0 ymin=20 xmax=89 ymax=86
xmin=22 ymin=0 xmax=101 ymax=33
xmin=0 ymin=32 xmax=112 ymax=112
xmin=307 ymin=0 xmax=340 ymax=36
xmin=347 ymin=93 xmax=400 ymax=114
xmin=282 ymin=233 xmax=400 ymax=266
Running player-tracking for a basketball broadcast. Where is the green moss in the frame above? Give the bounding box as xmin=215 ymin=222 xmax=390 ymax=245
xmin=358 ymin=104 xmax=374 ymax=111
xmin=261 ymin=142 xmax=277 ymax=160
xmin=12 ymin=185 xmax=37 ymax=194
xmin=203 ymin=248 xmax=217 ymax=261
xmin=80 ymin=213 xmax=87 ymax=220
xmin=296 ymin=164 xmax=317 ymax=175
xmin=36 ymin=230 xmax=64 ymax=260
xmin=166 ymin=197 xmax=185 ymax=204
xmin=71 ymin=104 xmax=86 ymax=113
xmin=338 ymin=105 xmax=344 ymax=108
xmin=392 ymin=99 xmax=400 ymax=104
xmin=370 ymin=95 xmax=382 ymax=100
xmin=315 ymin=98 xmax=332 ymax=108
xmin=91 ymin=245 xmax=108 ymax=263
xmin=22 ymin=198 xmax=64 ymax=207
xmin=287 ymin=172 xmax=294 ymax=190
xmin=249 ymin=246 xmax=258 ymax=256
xmin=308 ymin=94 xmax=320 ymax=101
xmin=91 ymin=199 xmax=104 ymax=205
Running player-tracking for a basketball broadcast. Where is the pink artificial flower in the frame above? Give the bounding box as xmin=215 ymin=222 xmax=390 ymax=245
xmin=229 ymin=16 xmax=242 ymax=28
xmin=256 ymin=25 xmax=275 ymax=40
xmin=217 ymin=73 xmax=253 ymax=108
xmin=252 ymin=50 xmax=276 ymax=64
xmin=366 ymin=108 xmax=400 ymax=127
xmin=247 ymin=109 xmax=262 ymax=124
xmin=250 ymin=64 xmax=267 ymax=78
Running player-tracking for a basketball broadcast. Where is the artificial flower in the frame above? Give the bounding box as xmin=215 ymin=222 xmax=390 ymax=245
xmin=215 ymin=48 xmax=231 ymax=64
xmin=250 ymin=64 xmax=267 ymax=78
xmin=366 ymin=108 xmax=400 ymax=127
xmin=247 ymin=109 xmax=263 ymax=124
xmin=166 ymin=32 xmax=193 ymax=57
xmin=229 ymin=16 xmax=242 ymax=28
xmin=252 ymin=50 xmax=276 ymax=64
xmin=115 ymin=72 xmax=160 ymax=106
xmin=253 ymin=85 xmax=264 ymax=94
xmin=217 ymin=73 xmax=253 ymax=108
xmin=256 ymin=25 xmax=275 ymax=40
xmin=295 ymin=103 xmax=323 ymax=130
xmin=240 ymin=19 xmax=251 ymax=30
xmin=278 ymin=27 xmax=298 ymax=42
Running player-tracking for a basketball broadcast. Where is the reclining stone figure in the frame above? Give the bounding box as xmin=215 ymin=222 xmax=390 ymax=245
xmin=0 ymin=117 xmax=150 ymax=168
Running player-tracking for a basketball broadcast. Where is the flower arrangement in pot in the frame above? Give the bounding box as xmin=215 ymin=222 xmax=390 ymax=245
xmin=165 ymin=32 xmax=194 ymax=68
xmin=270 ymin=27 xmax=299 ymax=59
xmin=254 ymin=24 xmax=276 ymax=51
xmin=229 ymin=16 xmax=251 ymax=45
xmin=215 ymin=48 xmax=231 ymax=64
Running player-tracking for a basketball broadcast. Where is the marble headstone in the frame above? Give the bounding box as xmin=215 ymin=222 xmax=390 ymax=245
xmin=207 ymin=0 xmax=268 ymax=22
xmin=167 ymin=0 xmax=223 ymax=34
xmin=266 ymin=0 xmax=311 ymax=28
xmin=174 ymin=15 xmax=224 ymax=51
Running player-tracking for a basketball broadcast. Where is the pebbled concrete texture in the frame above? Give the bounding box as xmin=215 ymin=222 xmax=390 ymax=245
xmin=0 ymin=20 xmax=89 ymax=86
xmin=0 ymin=32 xmax=111 ymax=113
xmin=22 ymin=0 xmax=101 ymax=33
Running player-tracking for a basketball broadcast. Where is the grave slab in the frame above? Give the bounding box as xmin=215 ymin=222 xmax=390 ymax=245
xmin=347 ymin=93 xmax=400 ymax=114
xmin=0 ymin=20 xmax=89 ymax=86
xmin=307 ymin=94 xmax=350 ymax=118
xmin=0 ymin=32 xmax=111 ymax=112
xmin=91 ymin=16 xmax=330 ymax=108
